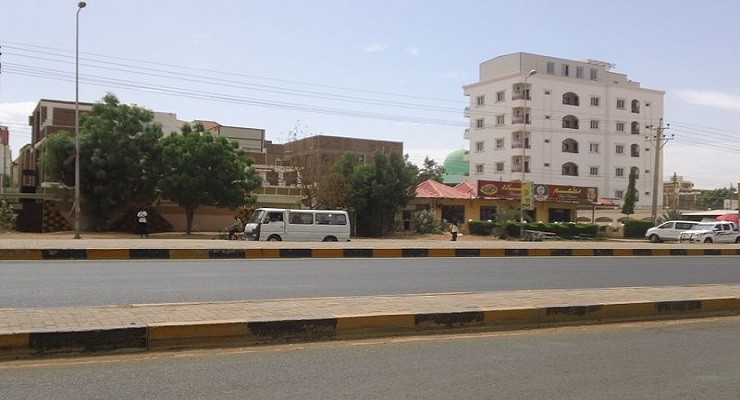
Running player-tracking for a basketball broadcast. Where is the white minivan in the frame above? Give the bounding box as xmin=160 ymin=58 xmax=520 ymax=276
xmin=244 ymin=208 xmax=351 ymax=242
xmin=645 ymin=220 xmax=699 ymax=243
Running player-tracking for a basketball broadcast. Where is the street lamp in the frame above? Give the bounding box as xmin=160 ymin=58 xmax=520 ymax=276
xmin=520 ymin=69 xmax=536 ymax=240
xmin=74 ymin=1 xmax=86 ymax=239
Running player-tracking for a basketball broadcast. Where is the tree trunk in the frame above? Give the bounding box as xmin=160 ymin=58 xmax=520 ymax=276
xmin=185 ymin=207 xmax=194 ymax=234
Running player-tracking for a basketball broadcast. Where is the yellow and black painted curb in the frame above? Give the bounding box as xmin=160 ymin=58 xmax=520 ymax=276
xmin=2 ymin=298 xmax=738 ymax=360
xmin=2 ymin=247 xmax=740 ymax=261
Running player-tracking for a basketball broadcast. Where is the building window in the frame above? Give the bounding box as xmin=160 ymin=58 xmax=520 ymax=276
xmin=590 ymin=68 xmax=598 ymax=81
xmin=631 ymin=121 xmax=640 ymax=135
xmin=546 ymin=62 xmax=555 ymax=74
xmin=631 ymin=99 xmax=640 ymax=113
xmin=616 ymin=122 xmax=625 ymax=132
xmin=544 ymin=90 xmax=551 ymax=95
xmin=590 ymin=120 xmax=599 ymax=129
xmin=631 ymin=144 xmax=640 ymax=157
xmin=475 ymin=141 xmax=484 ymax=152
xmin=562 ymin=162 xmax=579 ymax=176
xmin=495 ymin=115 xmax=505 ymax=126
xmin=495 ymin=162 xmax=504 ymax=172
xmin=475 ymin=164 xmax=484 ymax=174
xmin=576 ymin=66 xmax=584 ymax=79
xmin=590 ymin=97 xmax=600 ymax=107
xmin=496 ymin=91 xmax=505 ymax=102
xmin=631 ymin=167 xmax=640 ymax=179
xmin=616 ymin=99 xmax=626 ymax=109
xmin=562 ymin=115 xmax=579 ymax=129
xmin=616 ymin=167 xmax=625 ymax=177
xmin=589 ymin=143 xmax=600 ymax=153
xmin=562 ymin=92 xmax=580 ymax=106
xmin=544 ymin=163 xmax=551 ymax=168
xmin=615 ymin=144 xmax=625 ymax=154
xmin=615 ymin=190 xmax=624 ymax=199
xmin=476 ymin=119 xmax=484 ymax=129
xmin=495 ymin=138 xmax=505 ymax=149
xmin=476 ymin=95 xmax=485 ymax=106
xmin=562 ymin=138 xmax=579 ymax=153
xmin=561 ymin=64 xmax=569 ymax=77
xmin=589 ymin=167 xmax=599 ymax=176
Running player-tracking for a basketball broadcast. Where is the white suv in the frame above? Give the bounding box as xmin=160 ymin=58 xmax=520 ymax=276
xmin=645 ymin=220 xmax=699 ymax=243
xmin=678 ymin=222 xmax=740 ymax=244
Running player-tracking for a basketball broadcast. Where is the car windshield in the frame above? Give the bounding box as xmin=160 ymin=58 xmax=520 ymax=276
xmin=247 ymin=210 xmax=265 ymax=224
xmin=691 ymin=223 xmax=714 ymax=230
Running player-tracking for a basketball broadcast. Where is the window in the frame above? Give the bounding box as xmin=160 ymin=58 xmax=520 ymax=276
xmin=616 ymin=99 xmax=626 ymax=109
xmin=288 ymin=212 xmax=313 ymax=225
xmin=315 ymin=213 xmax=347 ymax=225
xmin=476 ymin=95 xmax=485 ymax=106
xmin=590 ymin=97 xmax=600 ymax=106
xmin=589 ymin=167 xmax=599 ymax=176
xmin=589 ymin=143 xmax=600 ymax=153
xmin=475 ymin=164 xmax=484 ymax=174
xmin=631 ymin=99 xmax=640 ymax=113
xmin=480 ymin=206 xmax=497 ymax=221
xmin=495 ymin=162 xmax=504 ymax=172
xmin=576 ymin=66 xmax=584 ymax=79
xmin=631 ymin=144 xmax=640 ymax=157
xmin=615 ymin=190 xmax=624 ymax=199
xmin=562 ymin=162 xmax=579 ymax=176
xmin=496 ymin=115 xmax=505 ymax=125
xmin=546 ymin=61 xmax=555 ymax=74
xmin=544 ymin=163 xmax=551 ymax=168
xmin=590 ymin=68 xmax=598 ymax=80
xmin=616 ymin=167 xmax=625 ymax=177
xmin=616 ymin=122 xmax=625 ymax=132
xmin=475 ymin=141 xmax=484 ymax=152
xmin=590 ymin=120 xmax=599 ymax=129
xmin=495 ymin=138 xmax=505 ymax=149
xmin=476 ymin=119 xmax=484 ymax=128
xmin=544 ymin=90 xmax=551 ymax=95
xmin=561 ymin=64 xmax=570 ymax=77
xmin=496 ymin=91 xmax=505 ymax=102
xmin=615 ymin=144 xmax=625 ymax=154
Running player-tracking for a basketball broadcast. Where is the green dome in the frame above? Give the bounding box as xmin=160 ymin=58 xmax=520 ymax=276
xmin=443 ymin=149 xmax=468 ymax=176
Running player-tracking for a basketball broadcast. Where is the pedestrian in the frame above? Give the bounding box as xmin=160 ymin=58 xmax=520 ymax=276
xmin=450 ymin=220 xmax=459 ymax=241
xmin=136 ymin=208 xmax=148 ymax=238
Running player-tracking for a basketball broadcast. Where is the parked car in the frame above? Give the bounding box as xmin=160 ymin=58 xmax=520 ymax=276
xmin=677 ymin=222 xmax=740 ymax=244
xmin=645 ymin=220 xmax=699 ymax=243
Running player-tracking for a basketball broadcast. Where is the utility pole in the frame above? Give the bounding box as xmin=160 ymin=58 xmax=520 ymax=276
xmin=646 ymin=119 xmax=673 ymax=224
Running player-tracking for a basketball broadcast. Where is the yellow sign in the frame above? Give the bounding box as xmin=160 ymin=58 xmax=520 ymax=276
xmin=521 ymin=181 xmax=533 ymax=210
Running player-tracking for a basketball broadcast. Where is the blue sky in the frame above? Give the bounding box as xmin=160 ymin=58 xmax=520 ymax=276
xmin=2 ymin=0 xmax=739 ymax=189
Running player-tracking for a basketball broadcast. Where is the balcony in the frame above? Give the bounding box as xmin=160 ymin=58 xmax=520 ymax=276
xmin=464 ymin=128 xmax=471 ymax=139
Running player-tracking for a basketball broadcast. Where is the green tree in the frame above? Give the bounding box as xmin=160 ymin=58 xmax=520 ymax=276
xmin=697 ymin=186 xmax=736 ymax=210
xmin=657 ymin=209 xmax=683 ymax=224
xmin=621 ymin=166 xmax=638 ymax=217
xmin=351 ymin=151 xmax=417 ymax=237
xmin=158 ymin=123 xmax=261 ymax=234
xmin=315 ymin=151 xmax=359 ymax=209
xmin=38 ymin=131 xmax=76 ymax=187
xmin=418 ymin=156 xmax=445 ymax=182
xmin=0 ymin=199 xmax=17 ymax=232
xmin=80 ymin=93 xmax=164 ymax=230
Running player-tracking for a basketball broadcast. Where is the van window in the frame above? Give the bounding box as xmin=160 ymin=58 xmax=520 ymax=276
xmin=675 ymin=222 xmax=695 ymax=230
xmin=316 ymin=213 xmax=347 ymax=225
xmin=289 ymin=212 xmax=314 ymax=225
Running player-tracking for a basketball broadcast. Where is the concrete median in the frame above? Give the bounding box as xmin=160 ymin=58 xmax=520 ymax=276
xmin=1 ymin=285 xmax=738 ymax=361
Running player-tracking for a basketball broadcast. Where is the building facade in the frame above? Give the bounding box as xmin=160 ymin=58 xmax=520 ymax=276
xmin=463 ymin=52 xmax=665 ymax=209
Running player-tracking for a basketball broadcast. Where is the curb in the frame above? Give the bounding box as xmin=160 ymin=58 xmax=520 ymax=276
xmin=2 ymin=297 xmax=738 ymax=360
xmin=2 ymin=247 xmax=740 ymax=261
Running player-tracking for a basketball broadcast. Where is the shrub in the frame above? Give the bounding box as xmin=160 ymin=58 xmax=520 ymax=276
xmin=0 ymin=200 xmax=17 ymax=232
xmin=413 ymin=209 xmax=442 ymax=234
xmin=468 ymin=220 xmax=495 ymax=235
xmin=623 ymin=219 xmax=653 ymax=238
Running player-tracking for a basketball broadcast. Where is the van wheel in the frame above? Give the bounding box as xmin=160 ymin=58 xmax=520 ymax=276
xmin=648 ymin=234 xmax=661 ymax=243
xmin=736 ymin=237 xmax=740 ymax=243
xmin=704 ymin=238 xmax=713 ymax=243
xmin=267 ymin=235 xmax=282 ymax=242
xmin=323 ymin=236 xmax=338 ymax=242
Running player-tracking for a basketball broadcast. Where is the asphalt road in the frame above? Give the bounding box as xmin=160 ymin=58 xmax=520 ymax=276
xmin=2 ymin=316 xmax=738 ymax=399
xmin=1 ymin=256 xmax=739 ymax=308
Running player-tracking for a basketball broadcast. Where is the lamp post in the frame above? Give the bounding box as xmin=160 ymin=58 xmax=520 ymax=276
xmin=519 ymin=69 xmax=536 ymax=240
xmin=74 ymin=1 xmax=86 ymax=239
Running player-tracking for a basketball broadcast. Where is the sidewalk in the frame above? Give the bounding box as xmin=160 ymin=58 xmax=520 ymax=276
xmin=2 ymin=285 xmax=739 ymax=360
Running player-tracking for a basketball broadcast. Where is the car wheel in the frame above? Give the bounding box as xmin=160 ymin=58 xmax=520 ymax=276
xmin=649 ymin=234 xmax=661 ymax=243
xmin=704 ymin=238 xmax=713 ymax=243
xmin=267 ymin=235 xmax=282 ymax=242
xmin=322 ymin=236 xmax=338 ymax=242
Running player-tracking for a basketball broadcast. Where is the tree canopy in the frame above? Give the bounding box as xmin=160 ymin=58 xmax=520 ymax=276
xmin=79 ymin=93 xmax=164 ymax=230
xmin=38 ymin=131 xmax=76 ymax=188
xmin=417 ymin=156 xmax=445 ymax=182
xmin=697 ymin=186 xmax=737 ymax=210
xmin=621 ymin=166 xmax=638 ymax=217
xmin=158 ymin=123 xmax=261 ymax=234
xmin=317 ymin=150 xmax=416 ymax=237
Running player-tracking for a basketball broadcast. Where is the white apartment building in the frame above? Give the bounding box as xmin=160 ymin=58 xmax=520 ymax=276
xmin=463 ymin=52 xmax=665 ymax=208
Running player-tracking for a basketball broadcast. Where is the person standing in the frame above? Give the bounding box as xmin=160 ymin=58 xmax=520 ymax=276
xmin=136 ymin=208 xmax=148 ymax=238
xmin=450 ymin=220 xmax=459 ymax=241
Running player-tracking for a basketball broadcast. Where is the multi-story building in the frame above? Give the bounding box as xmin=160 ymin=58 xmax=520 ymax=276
xmin=463 ymin=52 xmax=665 ymax=209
